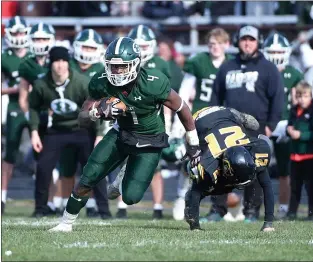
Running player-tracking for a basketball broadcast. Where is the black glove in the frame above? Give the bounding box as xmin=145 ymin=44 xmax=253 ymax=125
xmin=182 ymin=144 xmax=201 ymax=167
xmin=97 ymin=98 xmax=124 ymax=120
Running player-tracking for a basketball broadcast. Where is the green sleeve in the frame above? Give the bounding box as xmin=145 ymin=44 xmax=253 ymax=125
xmin=183 ymin=57 xmax=197 ymax=76
xmin=18 ymin=61 xmax=28 ymax=80
xmin=299 ymin=131 xmax=313 ymax=141
xmin=88 ymin=73 xmax=107 ymax=100
xmin=162 ymin=61 xmax=171 ymax=81
xmin=155 ymin=76 xmax=171 ymax=103
xmin=28 ymin=81 xmax=44 ymax=131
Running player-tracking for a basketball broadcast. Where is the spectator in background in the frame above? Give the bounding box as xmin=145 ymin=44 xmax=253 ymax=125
xmin=158 ymin=38 xmax=184 ymax=93
xmin=142 ymin=1 xmax=185 ymax=19
xmin=110 ymin=1 xmax=130 ymax=16
xmin=302 ymin=36 xmax=313 ymax=87
xmin=286 ymin=81 xmax=313 ymax=221
xmin=210 ymin=25 xmax=284 ymax=222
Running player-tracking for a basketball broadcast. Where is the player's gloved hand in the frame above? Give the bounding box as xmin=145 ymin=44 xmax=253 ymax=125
xmin=183 ymin=144 xmax=201 ymax=167
xmin=260 ymin=221 xmax=275 ymax=232
xmin=97 ymin=98 xmax=124 ymax=120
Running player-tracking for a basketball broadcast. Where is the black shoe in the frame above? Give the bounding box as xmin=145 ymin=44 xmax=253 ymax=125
xmin=286 ymin=213 xmax=297 ymax=221
xmin=153 ymin=209 xmax=163 ymax=220
xmin=86 ymin=207 xmax=99 ymax=218
xmin=116 ymin=208 xmax=127 ymax=219
xmin=31 ymin=211 xmax=46 ymax=218
xmin=55 ymin=208 xmax=63 ymax=216
xmin=1 ymin=201 xmax=5 ymax=214
xmin=100 ymin=213 xmax=112 ymax=220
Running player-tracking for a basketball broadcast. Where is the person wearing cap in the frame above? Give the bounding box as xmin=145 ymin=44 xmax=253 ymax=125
xmin=28 ymin=46 xmax=106 ymax=218
xmin=201 ymin=25 xmax=284 ymax=223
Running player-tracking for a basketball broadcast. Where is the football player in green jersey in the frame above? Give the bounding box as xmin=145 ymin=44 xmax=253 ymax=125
xmin=170 ymin=28 xmax=232 ymax=220
xmin=263 ymin=32 xmax=304 ymax=219
xmin=49 ymin=37 xmax=200 ymax=232
xmin=71 ymin=28 xmax=105 ymax=78
xmin=110 ymin=25 xmax=172 ymax=219
xmin=63 ymin=28 xmax=108 ymax=217
xmin=1 ymin=16 xmax=31 ymax=212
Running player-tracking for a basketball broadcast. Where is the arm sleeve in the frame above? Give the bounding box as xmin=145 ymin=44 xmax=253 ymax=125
xmin=156 ymin=77 xmax=171 ymax=103
xmin=257 ymin=168 xmax=274 ymax=222
xmin=266 ymin=66 xmax=284 ymax=131
xmin=211 ymin=65 xmax=226 ymax=106
xmin=88 ymin=74 xmax=107 ymax=100
xmin=287 ymin=107 xmax=296 ymax=127
xmin=229 ymin=108 xmax=260 ymax=131
xmin=28 ymin=82 xmax=43 ymax=131
xmin=18 ymin=61 xmax=28 ymax=80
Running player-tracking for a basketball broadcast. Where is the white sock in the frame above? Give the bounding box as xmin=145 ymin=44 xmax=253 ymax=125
xmin=53 ymin=196 xmax=62 ymax=209
xmin=86 ymin=198 xmax=96 ymax=208
xmin=2 ymin=190 xmax=7 ymax=203
xmin=62 ymin=198 xmax=68 ymax=208
xmin=117 ymin=201 xmax=128 ymax=209
xmin=62 ymin=210 xmax=78 ymax=225
xmin=153 ymin=203 xmax=163 ymax=210
xmin=47 ymin=201 xmax=55 ymax=211
xmin=279 ymin=204 xmax=288 ymax=212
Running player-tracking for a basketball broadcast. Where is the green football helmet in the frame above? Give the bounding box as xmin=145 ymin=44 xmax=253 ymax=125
xmin=104 ymin=37 xmax=141 ymax=86
xmin=5 ymin=16 xmax=30 ymax=48
xmin=29 ymin=22 xmax=55 ymax=56
xmin=128 ymin=25 xmax=156 ymax=66
xmin=162 ymin=138 xmax=186 ymax=162
xmin=263 ymin=32 xmax=291 ymax=67
xmin=73 ymin=29 xmax=104 ymax=64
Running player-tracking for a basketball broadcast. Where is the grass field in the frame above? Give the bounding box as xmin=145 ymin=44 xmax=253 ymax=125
xmin=2 ymin=200 xmax=313 ymax=261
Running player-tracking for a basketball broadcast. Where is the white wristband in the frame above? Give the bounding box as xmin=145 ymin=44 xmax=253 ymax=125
xmin=175 ymin=99 xmax=184 ymax=113
xmin=186 ymin=129 xmax=199 ymax=146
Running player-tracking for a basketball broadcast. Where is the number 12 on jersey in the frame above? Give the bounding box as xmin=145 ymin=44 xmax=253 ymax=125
xmin=205 ymin=126 xmax=250 ymax=157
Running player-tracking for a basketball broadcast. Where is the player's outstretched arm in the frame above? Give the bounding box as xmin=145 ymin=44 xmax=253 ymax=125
xmin=163 ymin=89 xmax=201 ymax=166
xmin=257 ymin=169 xmax=275 ymax=232
xmin=229 ymin=108 xmax=260 ymax=131
xmin=185 ymin=183 xmax=203 ymax=231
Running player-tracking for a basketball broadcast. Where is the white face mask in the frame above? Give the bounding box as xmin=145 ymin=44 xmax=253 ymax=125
xmin=104 ymin=58 xmax=140 ymax=86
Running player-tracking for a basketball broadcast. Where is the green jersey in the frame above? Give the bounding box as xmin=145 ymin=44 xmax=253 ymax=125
xmin=29 ymin=69 xmax=90 ymax=132
xmin=183 ymin=52 xmax=232 ymax=113
xmin=144 ymin=55 xmax=171 ymax=80
xmin=18 ymin=55 xmax=49 ymax=85
xmin=1 ymin=49 xmax=31 ymax=102
xmin=69 ymin=59 xmax=104 ymax=79
xmin=281 ymin=65 xmax=303 ymax=120
xmin=89 ymin=67 xmax=171 ymax=135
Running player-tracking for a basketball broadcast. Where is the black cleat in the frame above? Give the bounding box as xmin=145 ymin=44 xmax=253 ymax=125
xmin=116 ymin=208 xmax=127 ymax=219
xmin=86 ymin=207 xmax=99 ymax=218
xmin=152 ymin=209 xmax=163 ymax=220
xmin=100 ymin=213 xmax=112 ymax=220
xmin=286 ymin=213 xmax=297 ymax=221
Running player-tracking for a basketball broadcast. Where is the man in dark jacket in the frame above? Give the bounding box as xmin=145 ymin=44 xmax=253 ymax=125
xmin=203 ymin=25 xmax=284 ymax=223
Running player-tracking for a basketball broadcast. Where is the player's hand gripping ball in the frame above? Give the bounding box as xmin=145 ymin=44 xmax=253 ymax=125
xmin=89 ymin=97 xmax=127 ymax=121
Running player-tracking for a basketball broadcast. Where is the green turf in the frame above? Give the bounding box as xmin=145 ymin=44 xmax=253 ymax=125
xmin=2 ymin=200 xmax=313 ymax=261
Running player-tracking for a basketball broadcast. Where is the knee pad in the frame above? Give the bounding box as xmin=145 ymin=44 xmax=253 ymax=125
xmin=121 ymin=191 xmax=143 ymax=205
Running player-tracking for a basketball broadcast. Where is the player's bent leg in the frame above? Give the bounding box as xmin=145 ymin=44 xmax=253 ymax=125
xmin=121 ymin=149 xmax=161 ymax=205
xmin=50 ymin=130 xmax=127 ymax=232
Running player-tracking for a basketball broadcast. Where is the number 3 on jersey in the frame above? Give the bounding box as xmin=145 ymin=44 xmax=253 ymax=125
xmin=205 ymin=126 xmax=250 ymax=157
xmin=200 ymin=79 xmax=213 ymax=102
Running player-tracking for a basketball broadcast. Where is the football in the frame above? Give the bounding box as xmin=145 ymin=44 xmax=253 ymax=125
xmin=227 ymin=192 xmax=240 ymax=208
xmin=106 ymin=97 xmax=127 ymax=112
